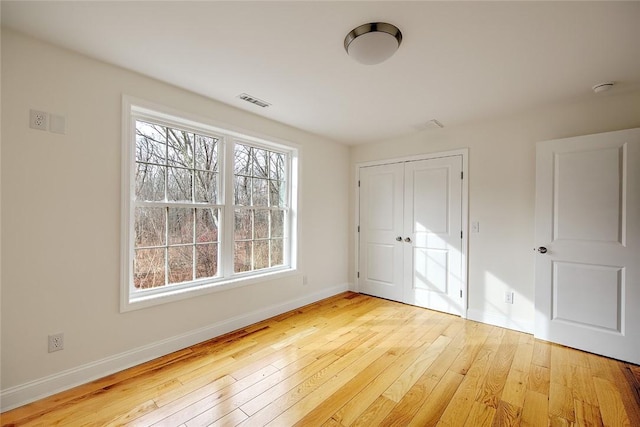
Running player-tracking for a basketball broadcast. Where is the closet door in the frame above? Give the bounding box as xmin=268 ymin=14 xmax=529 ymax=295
xmin=403 ymin=156 xmax=464 ymax=315
xmin=358 ymin=163 xmax=405 ymax=302
xmin=358 ymin=155 xmax=464 ymax=316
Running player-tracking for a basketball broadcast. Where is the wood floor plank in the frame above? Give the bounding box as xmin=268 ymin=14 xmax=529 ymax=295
xmin=462 ymin=401 xmax=496 ymax=427
xmin=438 ymin=332 xmax=499 ymax=426
xmin=593 ymin=376 xmax=632 ymax=427
xmin=475 ymin=329 xmax=519 ymax=408
xmin=3 ymin=292 xmax=639 ymax=427
xmin=407 ymin=369 xmax=465 ymax=427
xmin=521 ymin=390 xmax=549 ymax=427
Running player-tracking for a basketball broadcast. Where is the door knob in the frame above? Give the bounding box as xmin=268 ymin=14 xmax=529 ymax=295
xmin=537 ymin=246 xmax=548 ymax=254
xmin=404 ymin=237 xmax=412 ymax=243
xmin=396 ymin=236 xmax=402 ymax=242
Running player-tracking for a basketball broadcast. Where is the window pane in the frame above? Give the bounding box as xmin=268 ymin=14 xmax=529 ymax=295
xmin=234 ymin=144 xmax=252 ymax=176
xmin=234 ymin=209 xmax=252 ymax=240
xmin=168 ymin=246 xmax=193 ymax=284
xmin=196 ymin=243 xmax=218 ymax=279
xmin=254 ymin=210 xmax=269 ymax=239
xmin=135 ymin=207 xmax=165 ymax=247
xmin=271 ymin=210 xmax=284 ymax=238
xmin=269 ymin=180 xmax=285 ymax=207
xmin=269 ymin=152 xmax=285 ymax=180
xmin=167 ymin=128 xmax=194 ymax=169
xmin=253 ymin=148 xmax=269 ymax=178
xmin=134 ymin=248 xmax=165 ymax=289
xmin=195 ymin=135 xmax=218 ymax=172
xmin=135 ymin=163 xmax=165 ymax=201
xmin=234 ymin=176 xmax=251 ymax=206
xmin=136 ymin=121 xmax=165 ymax=165
xmin=168 ymin=208 xmax=193 ymax=244
xmin=195 ymin=171 xmax=217 ymax=203
xmin=254 ymin=240 xmax=269 ymax=270
xmin=252 ymin=178 xmax=268 ymax=206
xmin=167 ymin=167 xmax=192 ymax=202
xmin=196 ymin=208 xmax=218 ymax=243
xmin=234 ymin=241 xmax=252 ymax=273
xmin=271 ymin=239 xmax=284 ymax=267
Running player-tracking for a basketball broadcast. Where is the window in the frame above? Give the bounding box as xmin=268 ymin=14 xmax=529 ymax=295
xmin=122 ymin=98 xmax=298 ymax=310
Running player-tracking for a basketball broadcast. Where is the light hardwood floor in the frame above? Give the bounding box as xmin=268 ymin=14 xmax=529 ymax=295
xmin=2 ymin=292 xmax=639 ymax=426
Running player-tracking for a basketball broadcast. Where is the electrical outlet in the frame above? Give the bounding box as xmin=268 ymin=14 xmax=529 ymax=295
xmin=471 ymin=221 xmax=480 ymax=233
xmin=30 ymin=109 xmax=48 ymax=131
xmin=302 ymin=275 xmax=308 ymax=286
xmin=48 ymin=333 xmax=64 ymax=353
xmin=504 ymin=291 xmax=514 ymax=304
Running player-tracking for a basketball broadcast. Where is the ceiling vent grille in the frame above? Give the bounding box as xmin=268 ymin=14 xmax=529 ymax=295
xmin=238 ymin=93 xmax=271 ymax=108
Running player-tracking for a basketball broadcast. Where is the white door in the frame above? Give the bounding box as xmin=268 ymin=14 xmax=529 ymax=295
xmin=358 ymin=163 xmax=404 ymax=302
xmin=359 ymin=155 xmax=464 ymax=316
xmin=534 ymin=128 xmax=640 ymax=364
xmin=404 ymin=157 xmax=463 ymax=315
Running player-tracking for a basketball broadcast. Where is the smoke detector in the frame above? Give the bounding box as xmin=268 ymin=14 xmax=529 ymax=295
xmin=592 ymin=82 xmax=614 ymax=93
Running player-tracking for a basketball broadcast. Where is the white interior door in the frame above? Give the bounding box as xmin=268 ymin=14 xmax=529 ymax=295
xmin=403 ymin=157 xmax=463 ymax=315
xmin=534 ymin=128 xmax=640 ymax=364
xmin=358 ymin=163 xmax=404 ymax=302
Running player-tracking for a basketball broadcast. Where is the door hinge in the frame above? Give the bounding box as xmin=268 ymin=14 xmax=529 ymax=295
xmin=461 ymin=171 xmax=464 ymax=179
xmin=460 ymin=230 xmax=463 ymax=239
xmin=357 ymin=272 xmax=360 ymax=278
xmin=460 ymin=289 xmax=463 ymax=298
xmin=357 ymin=225 xmax=360 ymax=232
xmin=358 ymin=180 xmax=361 ymax=187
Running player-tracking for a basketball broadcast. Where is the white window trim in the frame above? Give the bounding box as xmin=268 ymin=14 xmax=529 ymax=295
xmin=121 ymin=95 xmax=299 ymax=312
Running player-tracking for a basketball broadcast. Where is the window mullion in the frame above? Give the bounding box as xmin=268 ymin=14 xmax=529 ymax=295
xmin=222 ymin=137 xmax=235 ymax=278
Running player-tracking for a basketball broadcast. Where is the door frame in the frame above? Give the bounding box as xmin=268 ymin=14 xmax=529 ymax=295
xmin=354 ymin=148 xmax=470 ymax=318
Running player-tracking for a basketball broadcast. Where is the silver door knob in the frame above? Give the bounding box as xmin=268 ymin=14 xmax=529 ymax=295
xmin=537 ymin=246 xmax=548 ymax=254
xmin=404 ymin=237 xmax=412 ymax=243
xmin=396 ymin=236 xmax=402 ymax=242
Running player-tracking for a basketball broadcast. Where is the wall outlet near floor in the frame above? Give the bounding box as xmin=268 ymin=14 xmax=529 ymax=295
xmin=504 ymin=291 xmax=514 ymax=304
xmin=48 ymin=333 xmax=64 ymax=353
xmin=302 ymin=275 xmax=309 ymax=286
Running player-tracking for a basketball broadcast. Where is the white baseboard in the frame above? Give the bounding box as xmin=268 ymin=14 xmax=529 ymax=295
xmin=466 ymin=308 xmax=534 ymax=334
xmin=0 ymin=283 xmax=349 ymax=412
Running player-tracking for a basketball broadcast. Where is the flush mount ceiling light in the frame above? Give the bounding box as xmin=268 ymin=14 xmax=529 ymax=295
xmin=592 ymin=81 xmax=615 ymax=93
xmin=344 ymin=22 xmax=403 ymax=65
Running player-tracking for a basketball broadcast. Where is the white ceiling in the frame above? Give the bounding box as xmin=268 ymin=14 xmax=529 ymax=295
xmin=2 ymin=1 xmax=639 ymax=145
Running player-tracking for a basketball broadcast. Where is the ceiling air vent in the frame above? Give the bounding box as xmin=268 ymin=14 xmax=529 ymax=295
xmin=238 ymin=93 xmax=271 ymax=108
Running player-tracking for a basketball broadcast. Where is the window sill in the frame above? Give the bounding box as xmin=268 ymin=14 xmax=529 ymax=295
xmin=121 ymin=268 xmax=299 ymax=312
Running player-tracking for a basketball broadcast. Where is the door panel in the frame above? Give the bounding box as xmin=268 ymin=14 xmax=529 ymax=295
xmin=554 ymin=147 xmax=622 ymax=243
xmin=535 ymin=128 xmax=640 ymax=364
xmin=552 ymin=262 xmax=622 ymax=332
xmin=404 ymin=157 xmax=463 ymax=315
xmin=359 ymin=163 xmax=404 ymax=301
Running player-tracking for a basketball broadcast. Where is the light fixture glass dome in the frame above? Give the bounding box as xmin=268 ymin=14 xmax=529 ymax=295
xmin=344 ymin=22 xmax=403 ymax=65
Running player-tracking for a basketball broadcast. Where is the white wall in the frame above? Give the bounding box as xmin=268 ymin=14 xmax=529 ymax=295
xmin=350 ymin=90 xmax=640 ymax=333
xmin=0 ymin=29 xmax=350 ymax=408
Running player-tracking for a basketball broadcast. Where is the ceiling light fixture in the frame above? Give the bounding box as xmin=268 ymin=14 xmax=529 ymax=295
xmin=344 ymin=22 xmax=403 ymax=65
xmin=592 ymin=82 xmax=614 ymax=93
